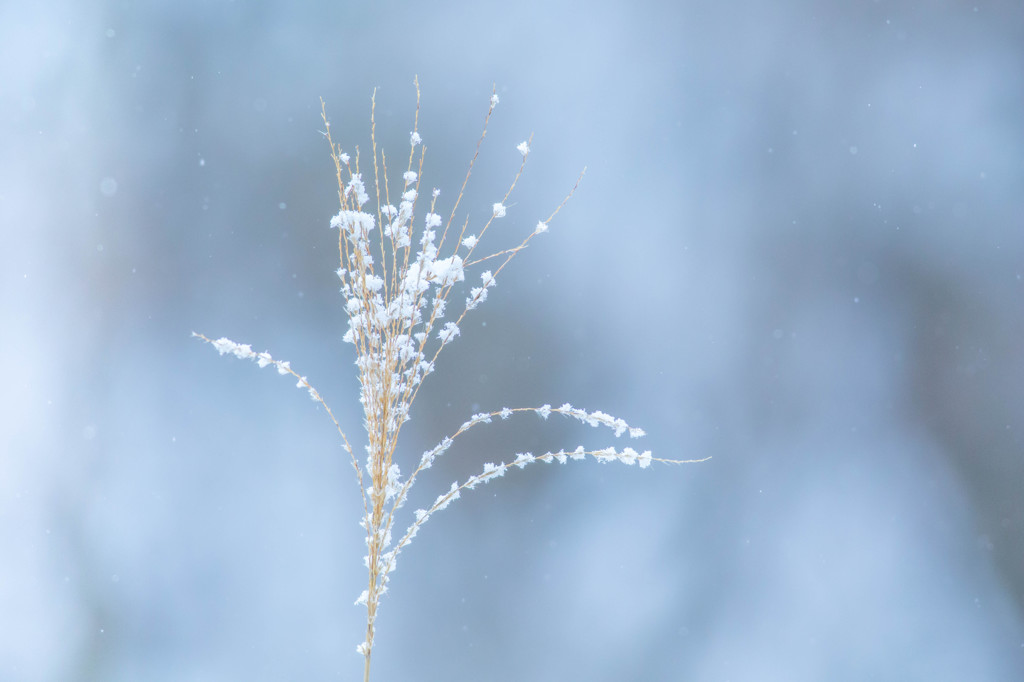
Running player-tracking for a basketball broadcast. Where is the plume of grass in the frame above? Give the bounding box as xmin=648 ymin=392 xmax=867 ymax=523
xmin=194 ymin=78 xmax=707 ymax=681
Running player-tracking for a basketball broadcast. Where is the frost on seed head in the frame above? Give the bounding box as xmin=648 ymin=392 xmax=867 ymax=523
xmin=194 ymin=84 xmax=703 ymax=676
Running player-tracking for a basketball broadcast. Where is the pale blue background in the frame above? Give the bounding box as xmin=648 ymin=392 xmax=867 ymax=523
xmin=3 ymin=1 xmax=1024 ymax=680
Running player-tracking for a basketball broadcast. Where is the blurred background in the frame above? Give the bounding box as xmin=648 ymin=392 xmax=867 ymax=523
xmin=3 ymin=0 xmax=1023 ymax=680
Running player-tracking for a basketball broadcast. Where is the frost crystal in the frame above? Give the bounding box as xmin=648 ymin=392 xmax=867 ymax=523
xmin=517 ymin=141 xmax=530 ymax=156
xmin=431 ymin=255 xmax=465 ymax=286
xmin=514 ymin=452 xmax=535 ymax=468
xmin=345 ymin=174 xmax=370 ymax=207
xmin=438 ymin=322 xmax=460 ymax=343
xmin=492 ymin=203 xmax=507 ymax=218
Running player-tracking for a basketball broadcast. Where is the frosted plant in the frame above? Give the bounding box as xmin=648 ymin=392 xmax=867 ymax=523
xmin=194 ymin=79 xmax=706 ymax=682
